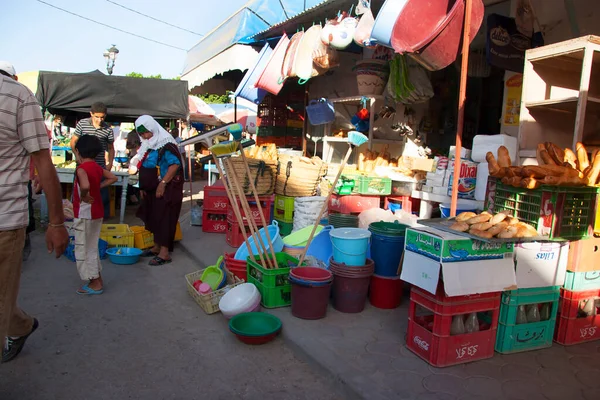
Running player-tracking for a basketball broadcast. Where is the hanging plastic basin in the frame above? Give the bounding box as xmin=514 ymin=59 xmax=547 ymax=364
xmin=371 ymin=0 xmax=409 ymax=48
xmin=330 ymin=228 xmax=371 ymax=266
xmin=233 ymin=43 xmax=272 ymax=104
xmin=306 ymin=226 xmax=334 ymax=264
xmin=409 ymin=0 xmax=484 ymax=71
xmin=439 ymin=203 xmax=478 ymax=218
xmin=290 ymin=266 xmax=332 ymax=282
xmin=255 ymin=33 xmax=290 ymax=95
xmin=294 ymin=25 xmax=323 ymax=83
xmin=283 ymin=225 xmax=324 ymax=247
xmin=234 ymin=221 xmax=284 ymax=261
xmin=369 ymin=223 xmax=407 ymax=277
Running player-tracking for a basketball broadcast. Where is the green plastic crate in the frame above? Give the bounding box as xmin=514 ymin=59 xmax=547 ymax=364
xmin=495 ymin=317 xmax=558 ymax=354
xmin=500 ymin=286 xmax=561 ymax=319
xmin=247 ymin=275 xmax=291 ymax=308
xmin=246 ymin=252 xmax=301 ymax=287
xmin=274 ymin=195 xmax=294 ymax=222
xmin=334 ymin=174 xmax=359 ymax=195
xmin=563 ymin=270 xmax=600 ymax=291
xmin=275 ymin=219 xmax=293 ymax=236
xmin=491 ymin=180 xmax=598 ymax=240
xmin=257 ymin=126 xmax=286 ymax=137
xmin=358 ymin=175 xmax=392 ymax=195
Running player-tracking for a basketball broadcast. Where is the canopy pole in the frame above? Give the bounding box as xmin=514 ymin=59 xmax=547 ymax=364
xmin=450 ymin=0 xmax=473 ymax=218
xmin=234 ymin=97 xmax=238 ymax=127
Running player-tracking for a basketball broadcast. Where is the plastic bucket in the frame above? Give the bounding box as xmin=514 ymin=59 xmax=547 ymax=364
xmin=291 ymin=267 xmax=332 ymax=282
xmin=234 ymin=221 xmax=284 ymax=260
xmin=331 ymin=274 xmax=371 ymax=313
xmin=306 ymin=226 xmax=334 ymax=264
xmin=289 ymin=274 xmax=333 ymax=287
xmin=369 ymin=275 xmax=403 ymax=309
xmin=291 ymin=281 xmax=332 ymax=320
xmin=369 ymin=227 xmax=406 ymax=277
xmin=255 ymin=34 xmax=290 ymax=95
xmin=330 ymin=228 xmax=371 ymax=266
xmin=439 ymin=203 xmax=478 ymax=218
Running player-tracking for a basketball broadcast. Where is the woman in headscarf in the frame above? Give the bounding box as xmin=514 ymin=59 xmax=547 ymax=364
xmin=130 ymin=115 xmax=184 ymax=265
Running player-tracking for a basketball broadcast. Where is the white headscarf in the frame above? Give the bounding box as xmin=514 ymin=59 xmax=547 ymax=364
xmin=130 ymin=115 xmax=177 ymax=166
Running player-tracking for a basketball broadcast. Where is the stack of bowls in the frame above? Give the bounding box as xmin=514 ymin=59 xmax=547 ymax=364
xmin=289 ymin=267 xmax=333 ymax=320
xmin=328 ymin=213 xmax=359 ymax=229
xmin=218 ymin=283 xmax=261 ymax=319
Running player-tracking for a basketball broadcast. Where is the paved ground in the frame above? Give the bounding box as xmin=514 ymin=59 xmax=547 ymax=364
xmin=177 ymin=215 xmax=600 ymax=400
xmin=0 ymin=233 xmax=343 ymax=400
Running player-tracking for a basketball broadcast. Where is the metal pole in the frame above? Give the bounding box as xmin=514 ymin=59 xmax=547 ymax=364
xmin=450 ymin=0 xmax=473 ymax=218
xmin=234 ymin=97 xmax=238 ymax=127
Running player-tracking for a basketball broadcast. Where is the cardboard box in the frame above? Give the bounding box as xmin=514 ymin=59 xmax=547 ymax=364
xmin=426 ymin=170 xmax=447 ymax=180
xmin=402 ymin=156 xmax=435 ymax=172
xmin=401 ymin=227 xmax=516 ymax=296
xmin=426 ymin=178 xmax=445 ymax=187
xmin=421 ymin=185 xmax=434 ymax=193
xmin=514 ymin=242 xmax=568 ymax=288
xmin=449 ymin=146 xmax=472 ymax=160
xmin=446 ymin=159 xmax=478 ymax=199
xmin=432 ymin=186 xmax=449 ymax=195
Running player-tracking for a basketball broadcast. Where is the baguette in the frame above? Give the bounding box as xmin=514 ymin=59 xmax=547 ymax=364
xmin=503 ymin=167 xmax=515 ymax=178
xmin=564 ymin=148 xmax=578 ymax=169
xmin=466 ymin=212 xmax=492 ymax=225
xmin=469 ymin=228 xmax=494 ymax=239
xmin=536 ymin=164 xmax=583 ymax=179
xmin=456 ymin=211 xmax=477 ymax=222
xmin=545 ymin=142 xmax=565 ymax=165
xmin=486 ymin=152 xmax=502 ymax=177
xmin=521 ymin=177 xmax=542 ymax=189
xmin=537 ymin=143 xmax=556 ymax=165
xmin=592 ymin=149 xmax=599 ymax=165
xmin=543 ymin=175 xmax=588 ymax=186
xmin=471 ymin=222 xmax=493 ymax=231
xmin=450 ymin=222 xmax=469 ymax=232
xmin=587 ymin=151 xmax=600 ymax=185
xmin=497 ymin=146 xmax=511 ymax=168
xmin=487 ymin=221 xmax=509 ymax=236
xmin=490 ymin=213 xmax=508 ymax=225
xmin=509 ymin=176 xmax=522 ymax=187
xmin=576 ymin=142 xmax=590 ymax=172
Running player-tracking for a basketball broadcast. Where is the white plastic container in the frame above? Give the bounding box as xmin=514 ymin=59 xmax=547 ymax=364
xmin=475 ymin=162 xmax=489 ymax=202
xmin=471 ymin=134 xmax=518 ymax=163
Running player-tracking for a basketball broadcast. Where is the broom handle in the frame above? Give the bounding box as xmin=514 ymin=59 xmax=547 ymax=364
xmin=213 ymin=156 xmax=254 ymax=259
xmin=225 ymin=158 xmax=274 ymax=270
xmin=297 ymin=144 xmax=353 ymax=267
xmin=238 ymin=147 xmax=278 ymax=267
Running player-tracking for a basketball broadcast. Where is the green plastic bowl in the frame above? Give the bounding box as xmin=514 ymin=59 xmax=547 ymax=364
xmin=282 ymin=225 xmax=324 ymax=247
xmin=229 ymin=312 xmax=282 ymax=337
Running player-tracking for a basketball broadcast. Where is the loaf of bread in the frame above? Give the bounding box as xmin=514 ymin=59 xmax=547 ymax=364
xmin=450 ymin=222 xmax=469 ymax=232
xmin=521 ymin=177 xmax=541 ymax=189
xmin=466 ymin=212 xmax=492 ymax=225
xmin=546 ymin=142 xmax=565 ymax=165
xmin=456 ymin=211 xmax=477 ymax=222
xmin=486 ymin=152 xmax=502 ymax=177
xmin=586 ymin=151 xmax=600 ymax=185
xmin=506 ymin=217 xmax=519 ymax=225
xmin=497 ymin=146 xmax=511 ymax=168
xmin=564 ymin=148 xmax=578 ymax=169
xmin=498 ymin=226 xmax=518 ymax=238
xmin=576 ymin=142 xmax=589 ymax=171
xmin=469 ymin=228 xmax=494 ymax=239
xmin=537 ymin=143 xmax=556 ymax=165
xmin=487 ymin=221 xmax=509 ymax=236
xmin=543 ymin=175 xmax=588 ymax=186
xmin=471 ymin=222 xmax=493 ymax=231
xmin=490 ymin=213 xmax=507 ymax=225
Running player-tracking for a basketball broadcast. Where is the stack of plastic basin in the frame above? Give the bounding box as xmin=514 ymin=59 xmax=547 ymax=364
xmin=289 ymin=267 xmax=333 ymax=320
xmin=329 ymin=257 xmax=374 ymax=313
xmin=224 ymin=252 xmax=246 ymax=281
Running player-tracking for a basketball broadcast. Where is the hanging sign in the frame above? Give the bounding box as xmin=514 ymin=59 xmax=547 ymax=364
xmin=486 ymin=14 xmax=532 ymax=72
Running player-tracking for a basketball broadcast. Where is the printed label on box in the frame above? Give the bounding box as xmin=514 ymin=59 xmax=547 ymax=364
xmin=447 ymin=160 xmax=478 ymax=200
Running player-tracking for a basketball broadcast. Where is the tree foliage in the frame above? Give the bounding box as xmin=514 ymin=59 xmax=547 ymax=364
xmin=196 ymin=93 xmax=231 ymax=104
xmin=125 ymin=72 xmax=163 ymax=79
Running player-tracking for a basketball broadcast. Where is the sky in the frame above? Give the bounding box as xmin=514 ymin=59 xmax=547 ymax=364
xmin=1 ymin=0 xmax=249 ymax=79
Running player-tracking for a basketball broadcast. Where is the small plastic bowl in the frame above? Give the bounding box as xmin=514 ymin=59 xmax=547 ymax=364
xmin=219 ymin=283 xmax=261 ymax=319
xmin=229 ymin=312 xmax=282 ymax=345
xmin=106 ymin=247 xmax=143 ymax=265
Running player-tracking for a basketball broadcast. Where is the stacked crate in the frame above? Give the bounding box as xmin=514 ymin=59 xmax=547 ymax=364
xmin=246 ymin=253 xmax=298 ymax=308
xmin=226 ymin=195 xmax=273 ymax=248
xmin=407 ymin=285 xmax=501 ymax=367
xmin=555 ymin=237 xmax=600 ymax=345
xmin=202 ymin=184 xmax=229 ymax=234
xmin=274 ymin=194 xmax=294 ymax=236
xmin=256 ymin=94 xmax=304 ymax=150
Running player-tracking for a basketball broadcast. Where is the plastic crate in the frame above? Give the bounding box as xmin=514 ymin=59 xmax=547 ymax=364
xmin=567 ymin=237 xmax=600 ymax=272
xmin=563 ymin=270 xmax=600 ymax=291
xmin=64 ymin=236 xmax=108 ymax=262
xmin=247 ymin=252 xmax=303 ymax=287
xmin=328 ymin=194 xmax=381 ymax=214
xmin=333 ymin=175 xmax=360 ymax=195
xmin=275 ymin=219 xmax=293 ymax=236
xmin=203 ymin=185 xmax=229 ymax=211
xmin=287 ymin=119 xmax=304 ymax=129
xmin=284 ymin=135 xmax=302 ymax=149
xmin=256 ymin=136 xmax=286 ymax=147
xmin=492 ymin=181 xmax=598 ymax=240
xmin=202 ymin=212 xmax=228 ymax=234
xmin=100 ymin=224 xmax=134 ymax=248
xmin=500 ymin=286 xmax=561 ymax=322
xmin=554 ymin=314 xmax=600 ymax=345
xmin=407 ymin=318 xmax=497 ymax=368
xmin=358 ymin=176 xmax=392 ymax=196
xmin=226 ymin=219 xmax=256 ymax=248
xmin=185 ymin=268 xmax=243 ymax=315
xmin=247 ymin=275 xmax=291 ymax=308
xmin=274 ymin=195 xmax=294 ymax=222
xmin=226 ymin=197 xmax=273 ymax=226
xmin=558 ymin=288 xmax=600 ymax=319
xmin=130 ymin=226 xmax=154 ymax=249
xmin=496 ymin=316 xmax=558 ymax=354
xmin=257 ymin=126 xmax=286 ymax=137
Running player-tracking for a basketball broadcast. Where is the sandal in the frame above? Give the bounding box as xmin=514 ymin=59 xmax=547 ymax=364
xmin=141 ymin=249 xmax=159 ymax=258
xmin=77 ymin=284 xmax=104 ymax=295
xmin=149 ymin=256 xmax=172 ymax=266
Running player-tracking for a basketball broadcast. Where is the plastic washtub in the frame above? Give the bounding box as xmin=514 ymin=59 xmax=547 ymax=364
xmin=306 ymin=225 xmax=334 ymax=264
xmin=283 ymin=225 xmax=324 ymax=247
xmin=105 ymin=247 xmax=143 ymax=265
xmin=371 ymin=0 xmax=408 ymax=48
xmin=234 ymin=221 xmax=284 ymax=260
xmin=233 ymin=43 xmax=272 ymax=104
xmin=229 ymin=312 xmax=282 ymax=345
xmin=255 ymin=33 xmax=290 ymax=95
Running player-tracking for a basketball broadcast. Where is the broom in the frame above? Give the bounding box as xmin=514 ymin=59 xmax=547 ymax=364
xmin=297 ymin=131 xmax=369 ymax=267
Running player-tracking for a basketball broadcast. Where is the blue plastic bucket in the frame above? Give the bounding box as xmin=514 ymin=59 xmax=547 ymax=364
xmin=234 ymin=221 xmax=284 ymax=260
xmin=330 ymin=228 xmax=371 ymax=267
xmin=306 ymin=226 xmax=333 ymax=264
xmin=439 ymin=203 xmax=478 ymax=218
xmin=370 ymin=232 xmax=405 ymax=277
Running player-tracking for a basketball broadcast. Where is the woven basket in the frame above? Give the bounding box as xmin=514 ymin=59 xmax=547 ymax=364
xmin=226 ymin=158 xmax=277 ymax=196
xmin=275 ymin=155 xmax=326 ymax=197
xmin=355 ymin=60 xmax=390 ymax=96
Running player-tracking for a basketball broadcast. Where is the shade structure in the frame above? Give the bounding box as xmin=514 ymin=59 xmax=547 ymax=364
xmin=188 ymin=96 xmax=220 ymax=124
xmin=216 ymin=108 xmax=257 ymax=134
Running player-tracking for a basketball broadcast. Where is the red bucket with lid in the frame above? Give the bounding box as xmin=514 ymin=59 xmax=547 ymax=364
xmin=369 ymin=275 xmax=403 ymax=309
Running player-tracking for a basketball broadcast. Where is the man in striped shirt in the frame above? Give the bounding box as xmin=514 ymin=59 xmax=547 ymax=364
xmin=0 ymin=65 xmax=69 ymax=363
xmin=70 ymin=102 xmax=114 ymax=217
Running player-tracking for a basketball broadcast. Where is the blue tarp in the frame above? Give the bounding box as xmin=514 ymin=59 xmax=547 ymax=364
xmin=182 ymin=0 xmax=329 ymax=75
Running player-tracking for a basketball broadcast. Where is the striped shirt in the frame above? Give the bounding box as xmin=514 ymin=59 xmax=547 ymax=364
xmin=74 ymin=117 xmax=114 ymax=167
xmin=0 ymin=76 xmax=50 ymax=230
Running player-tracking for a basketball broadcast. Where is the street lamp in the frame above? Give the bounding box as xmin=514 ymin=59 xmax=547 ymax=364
xmin=103 ymin=44 xmax=119 ymax=75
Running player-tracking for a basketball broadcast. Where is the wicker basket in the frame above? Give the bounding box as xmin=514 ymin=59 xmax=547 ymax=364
xmin=185 ymin=267 xmax=243 ymax=315
xmin=354 ymin=60 xmax=390 ymax=96
xmin=275 ymin=155 xmax=327 ymax=197
xmin=226 ymin=158 xmax=277 ymax=196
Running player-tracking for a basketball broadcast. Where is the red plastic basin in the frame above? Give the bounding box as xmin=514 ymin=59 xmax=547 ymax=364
xmin=290 ymin=266 xmax=332 ymax=282
xmin=234 ymin=331 xmax=280 ymax=345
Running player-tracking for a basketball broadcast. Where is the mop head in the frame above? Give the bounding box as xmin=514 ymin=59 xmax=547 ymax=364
xmin=227 ymin=123 xmax=244 ymax=141
xmin=348 ymin=131 xmax=369 ymax=147
xmin=209 ymin=141 xmax=238 ymax=158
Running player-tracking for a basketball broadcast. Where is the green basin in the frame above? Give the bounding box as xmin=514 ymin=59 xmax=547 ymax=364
xmin=229 ymin=312 xmax=282 ymax=337
xmin=282 ymin=225 xmax=323 ymax=247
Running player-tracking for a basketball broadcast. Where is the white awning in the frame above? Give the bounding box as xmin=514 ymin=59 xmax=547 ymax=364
xmin=181 ymin=44 xmax=259 ymax=90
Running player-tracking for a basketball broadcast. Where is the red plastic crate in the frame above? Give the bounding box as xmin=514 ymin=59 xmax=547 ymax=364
xmin=226 ymin=219 xmax=262 ymax=248
xmin=202 ymin=212 xmax=228 ymax=234
xmin=407 ymin=318 xmax=497 ymax=367
xmin=285 ymin=135 xmax=302 ymax=149
xmin=554 ymin=314 xmax=600 ymax=345
xmin=559 ymin=288 xmax=600 ymax=319
xmin=411 ymin=286 xmax=501 ymax=314
xmin=226 ymin=197 xmax=272 ymax=226
xmin=328 ymin=194 xmax=381 ymax=214
xmin=204 ymin=185 xmax=229 ymax=211
xmin=256 ymin=136 xmax=286 ymax=147
xmin=410 ymin=288 xmax=500 ymax=336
